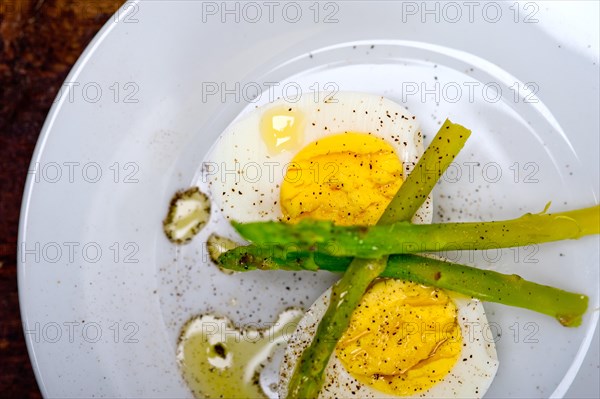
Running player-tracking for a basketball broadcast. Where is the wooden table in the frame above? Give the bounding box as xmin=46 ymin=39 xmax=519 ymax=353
xmin=0 ymin=1 xmax=124 ymax=396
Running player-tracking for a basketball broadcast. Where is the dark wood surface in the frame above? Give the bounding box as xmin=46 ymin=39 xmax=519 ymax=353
xmin=0 ymin=1 xmax=124 ymax=397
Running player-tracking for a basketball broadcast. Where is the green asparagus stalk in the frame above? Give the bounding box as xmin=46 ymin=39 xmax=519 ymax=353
xmin=378 ymin=121 xmax=470 ymax=223
xmin=217 ymin=243 xmax=345 ymax=272
xmin=284 ymin=119 xmax=471 ymax=399
xmin=214 ymin=247 xmax=588 ymax=327
xmin=382 ymin=254 xmax=588 ymax=327
xmin=286 ymin=257 xmax=387 ymax=398
xmin=232 ymin=204 xmax=600 ymax=258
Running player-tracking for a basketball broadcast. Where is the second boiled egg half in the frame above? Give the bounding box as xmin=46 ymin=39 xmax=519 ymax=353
xmin=279 ymin=279 xmax=499 ymax=398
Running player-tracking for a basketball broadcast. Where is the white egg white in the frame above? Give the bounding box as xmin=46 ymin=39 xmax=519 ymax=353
xmin=278 ymin=288 xmax=499 ymax=399
xmin=203 ymin=92 xmax=431 ymax=224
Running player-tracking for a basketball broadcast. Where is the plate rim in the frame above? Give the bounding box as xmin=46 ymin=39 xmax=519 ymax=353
xmin=16 ymin=1 xmax=140 ymax=396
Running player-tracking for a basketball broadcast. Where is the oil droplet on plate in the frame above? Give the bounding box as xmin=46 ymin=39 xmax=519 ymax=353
xmin=163 ymin=187 xmax=210 ymax=244
xmin=259 ymin=106 xmax=305 ymax=154
xmin=177 ymin=309 xmax=303 ymax=398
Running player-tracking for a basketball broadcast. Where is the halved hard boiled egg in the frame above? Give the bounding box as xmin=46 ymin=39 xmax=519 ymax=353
xmin=203 ymin=92 xmax=431 ymax=225
xmin=279 ymin=279 xmax=499 ymax=398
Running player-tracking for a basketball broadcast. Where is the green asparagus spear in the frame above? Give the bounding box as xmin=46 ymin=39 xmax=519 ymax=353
xmin=382 ymin=255 xmax=588 ymax=327
xmin=284 ymin=119 xmax=471 ymax=399
xmin=217 ymin=243 xmax=345 ymax=272
xmin=232 ymin=204 xmax=600 ymax=258
xmin=286 ymin=257 xmax=387 ymax=398
xmin=378 ymin=120 xmax=471 ymax=223
xmin=214 ymin=246 xmax=588 ymax=327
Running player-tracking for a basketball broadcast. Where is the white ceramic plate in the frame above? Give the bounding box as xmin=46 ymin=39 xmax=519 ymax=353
xmin=19 ymin=1 xmax=599 ymax=398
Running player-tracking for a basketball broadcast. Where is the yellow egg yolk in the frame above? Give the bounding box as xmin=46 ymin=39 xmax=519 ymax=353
xmin=260 ymin=107 xmax=306 ymax=154
xmin=335 ymin=279 xmax=462 ymax=396
xmin=280 ymin=133 xmax=404 ymax=226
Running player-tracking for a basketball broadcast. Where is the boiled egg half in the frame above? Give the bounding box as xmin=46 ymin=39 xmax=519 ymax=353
xmin=203 ymin=91 xmax=431 ymax=225
xmin=279 ymin=279 xmax=499 ymax=398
